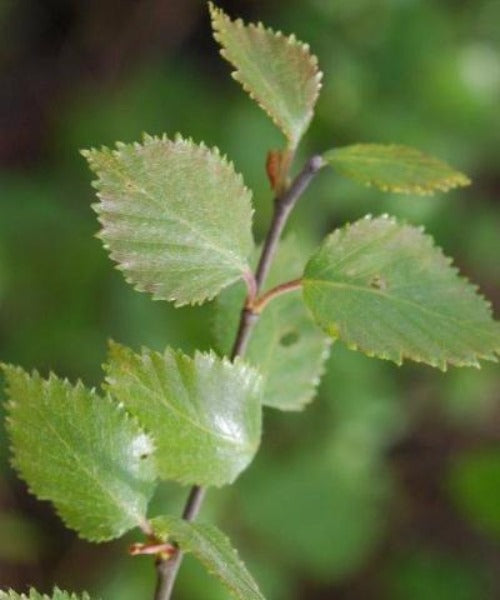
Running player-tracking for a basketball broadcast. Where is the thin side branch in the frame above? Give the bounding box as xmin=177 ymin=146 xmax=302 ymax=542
xmin=153 ymin=154 xmax=324 ymax=600
xmin=248 ymin=279 xmax=303 ymax=314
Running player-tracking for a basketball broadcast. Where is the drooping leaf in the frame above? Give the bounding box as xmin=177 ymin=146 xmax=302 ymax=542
xmin=302 ymin=215 xmax=500 ymax=369
xmin=82 ymin=134 xmax=254 ymax=306
xmin=214 ymin=237 xmax=330 ymax=410
xmin=150 ymin=516 xmax=265 ymax=600
xmin=323 ymin=144 xmax=470 ymax=195
xmin=210 ymin=3 xmax=322 ymax=149
xmin=2 ymin=365 xmax=156 ymax=542
xmin=104 ymin=343 xmax=262 ymax=487
xmin=0 ymin=590 xmax=92 ymax=600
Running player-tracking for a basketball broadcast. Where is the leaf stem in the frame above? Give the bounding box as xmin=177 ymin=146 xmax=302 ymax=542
xmin=153 ymin=154 xmax=323 ymax=600
xmin=248 ymin=279 xmax=303 ymax=314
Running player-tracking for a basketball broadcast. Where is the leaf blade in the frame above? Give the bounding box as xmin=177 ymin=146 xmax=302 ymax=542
xmin=3 ymin=366 xmax=156 ymax=542
xmin=324 ymin=144 xmax=470 ymax=195
xmin=214 ymin=236 xmax=330 ymax=410
xmin=303 ymin=215 xmax=500 ymax=369
xmin=104 ymin=344 xmax=262 ymax=487
xmin=210 ymin=3 xmax=322 ymax=148
xmin=82 ymin=134 xmax=254 ymax=306
xmin=151 ymin=516 xmax=265 ymax=600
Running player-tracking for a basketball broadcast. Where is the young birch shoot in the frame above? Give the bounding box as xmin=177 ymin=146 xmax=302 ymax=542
xmin=2 ymin=4 xmax=498 ymax=600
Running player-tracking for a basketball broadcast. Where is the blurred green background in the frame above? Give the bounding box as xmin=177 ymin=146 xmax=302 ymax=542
xmin=0 ymin=0 xmax=499 ymax=598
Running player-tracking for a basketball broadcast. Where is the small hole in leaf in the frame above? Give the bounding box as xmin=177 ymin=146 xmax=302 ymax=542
xmin=280 ymin=331 xmax=299 ymax=347
xmin=369 ymin=275 xmax=387 ymax=290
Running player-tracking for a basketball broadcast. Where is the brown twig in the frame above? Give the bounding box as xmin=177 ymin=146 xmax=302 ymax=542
xmin=153 ymin=154 xmax=324 ymax=600
xmin=247 ymin=279 xmax=303 ymax=314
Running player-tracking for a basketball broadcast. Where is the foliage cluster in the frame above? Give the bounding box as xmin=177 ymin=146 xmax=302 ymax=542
xmin=1 ymin=4 xmax=499 ymax=600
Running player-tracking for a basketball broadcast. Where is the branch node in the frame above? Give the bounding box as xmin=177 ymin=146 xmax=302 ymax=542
xmin=250 ymin=279 xmax=303 ymax=314
xmin=242 ymin=270 xmax=258 ymax=304
xmin=130 ymin=542 xmax=177 ymax=559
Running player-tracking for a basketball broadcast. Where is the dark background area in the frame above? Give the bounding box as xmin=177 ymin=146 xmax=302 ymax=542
xmin=0 ymin=1 xmax=499 ymax=598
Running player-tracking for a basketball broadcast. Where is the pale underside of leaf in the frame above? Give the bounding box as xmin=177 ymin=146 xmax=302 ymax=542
xmin=2 ymin=365 xmax=156 ymax=542
xmin=104 ymin=343 xmax=263 ymax=487
xmin=151 ymin=516 xmax=265 ymax=600
xmin=303 ymin=215 xmax=500 ymax=369
xmin=0 ymin=590 xmax=92 ymax=600
xmin=214 ymin=236 xmax=330 ymax=410
xmin=210 ymin=3 xmax=322 ymax=149
xmin=82 ymin=134 xmax=254 ymax=306
xmin=324 ymin=144 xmax=471 ymax=195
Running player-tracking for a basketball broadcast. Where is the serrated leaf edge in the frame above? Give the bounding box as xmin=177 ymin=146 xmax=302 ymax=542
xmin=104 ymin=341 xmax=263 ymax=406
xmin=209 ymin=2 xmax=322 ymax=148
xmin=81 ymin=132 xmax=254 ymax=307
xmin=103 ymin=342 xmax=264 ymax=487
xmin=1 ymin=364 xmax=156 ymax=542
xmin=150 ymin=517 xmax=265 ymax=600
xmin=0 ymin=588 xmax=91 ymax=600
xmin=324 ymin=144 xmax=471 ymax=195
xmin=303 ymin=214 xmax=500 ymax=370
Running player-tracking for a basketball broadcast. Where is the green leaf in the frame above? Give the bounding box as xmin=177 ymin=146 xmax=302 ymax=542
xmin=151 ymin=516 xmax=265 ymax=600
xmin=214 ymin=237 xmax=330 ymax=410
xmin=82 ymin=134 xmax=254 ymax=306
xmin=2 ymin=365 xmax=156 ymax=542
xmin=302 ymin=215 xmax=500 ymax=369
xmin=210 ymin=3 xmax=322 ymax=149
xmin=104 ymin=343 xmax=262 ymax=487
xmin=0 ymin=590 xmax=92 ymax=600
xmin=324 ymin=144 xmax=470 ymax=195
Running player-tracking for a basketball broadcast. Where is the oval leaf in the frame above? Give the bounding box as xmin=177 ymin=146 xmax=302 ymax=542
xmin=303 ymin=215 xmax=500 ymax=369
xmin=104 ymin=343 xmax=262 ymax=487
xmin=210 ymin=3 xmax=322 ymax=148
xmin=324 ymin=144 xmax=470 ymax=195
xmin=214 ymin=237 xmax=330 ymax=411
xmin=0 ymin=591 xmax=92 ymax=600
xmin=2 ymin=365 xmax=156 ymax=542
xmin=82 ymin=134 xmax=254 ymax=306
xmin=150 ymin=516 xmax=265 ymax=600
